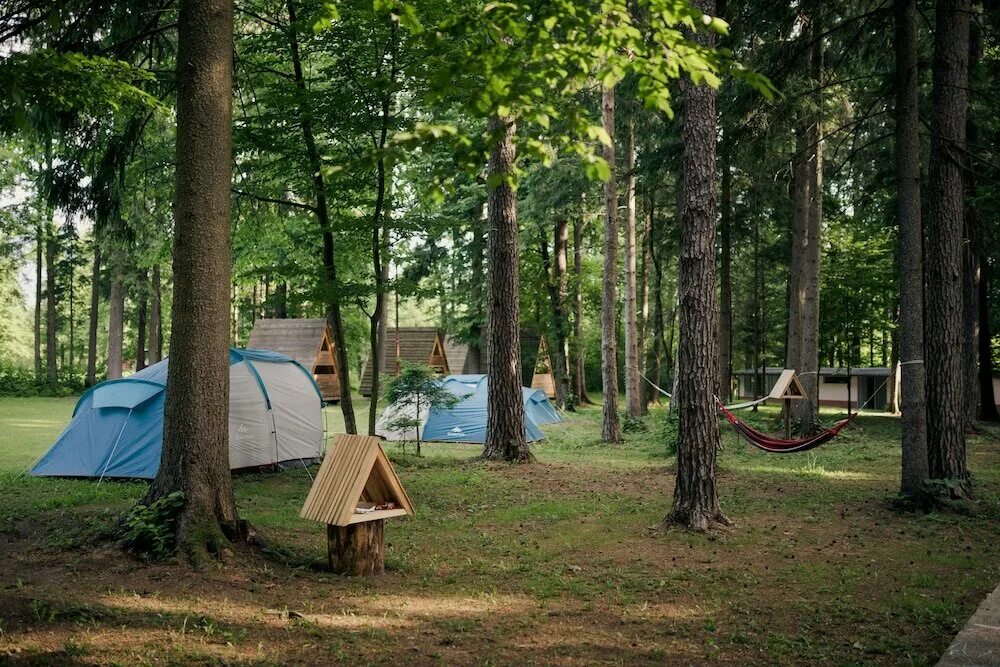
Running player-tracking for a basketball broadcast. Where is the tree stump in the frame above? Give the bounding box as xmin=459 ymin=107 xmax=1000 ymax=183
xmin=327 ymin=520 xmax=385 ymax=576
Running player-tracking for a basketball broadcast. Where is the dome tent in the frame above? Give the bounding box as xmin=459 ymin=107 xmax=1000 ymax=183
xmin=31 ymin=349 xmax=324 ymax=480
xmin=442 ymin=374 xmax=562 ymax=426
xmin=376 ymin=376 xmax=546 ymax=444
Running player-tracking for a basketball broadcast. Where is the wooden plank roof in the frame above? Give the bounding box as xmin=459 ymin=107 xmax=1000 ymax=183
xmin=360 ymin=327 xmax=446 ymax=395
xmin=300 ymin=434 xmax=414 ymax=526
xmin=247 ymin=318 xmax=331 ymax=371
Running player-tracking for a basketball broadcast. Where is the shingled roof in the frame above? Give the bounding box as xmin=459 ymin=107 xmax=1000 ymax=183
xmin=360 ymin=327 xmax=448 ymax=396
xmin=247 ymin=318 xmax=340 ymax=401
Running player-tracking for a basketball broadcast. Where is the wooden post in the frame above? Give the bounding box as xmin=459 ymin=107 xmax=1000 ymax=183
xmin=327 ymin=520 xmax=385 ymax=576
xmin=784 ymin=398 xmax=791 ymax=439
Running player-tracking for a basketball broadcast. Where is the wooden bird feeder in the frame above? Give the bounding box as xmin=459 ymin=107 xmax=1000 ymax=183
xmin=768 ymin=369 xmax=808 ymax=438
xmin=300 ymin=434 xmax=414 ymax=576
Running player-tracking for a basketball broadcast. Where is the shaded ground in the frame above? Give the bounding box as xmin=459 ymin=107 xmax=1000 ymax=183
xmin=1 ymin=397 xmax=998 ymax=665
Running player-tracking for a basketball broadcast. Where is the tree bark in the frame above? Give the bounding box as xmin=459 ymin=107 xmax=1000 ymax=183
xmin=718 ymin=139 xmax=733 ymax=402
xmin=274 ymin=282 xmax=288 ymax=318
xmin=895 ymin=0 xmax=928 ymax=497
xmin=107 ymin=277 xmax=124 ymax=379
xmin=638 ymin=196 xmax=652 ymax=413
xmin=45 ymin=223 xmax=58 ymax=385
xmin=286 ymin=0 xmax=356 ymax=433
xmin=542 ymin=220 xmax=570 ymax=410
xmin=482 ymin=115 xmax=532 ymax=462
xmin=144 ymin=0 xmax=242 ymax=562
xmin=600 ymin=85 xmax=623 ymax=443
xmin=794 ymin=14 xmax=823 ymax=435
xmin=149 ymin=264 xmax=162 ymax=364
xmin=623 ymin=114 xmax=641 ymax=418
xmin=645 ymin=199 xmax=665 ymax=405
xmin=925 ymin=0 xmax=971 ymax=497
xmin=572 ymin=208 xmax=592 ymax=404
xmin=327 ymin=521 xmax=385 ymax=576
xmin=86 ymin=242 xmax=101 ymax=386
xmin=978 ymin=260 xmax=998 ymax=420
xmin=665 ymin=0 xmax=728 ymax=531
xmin=366 ymin=16 xmax=397 ymax=435
xmin=34 ymin=221 xmax=43 ymax=380
xmin=136 ymin=270 xmax=148 ymax=371
xmin=962 ymin=20 xmax=983 ymax=426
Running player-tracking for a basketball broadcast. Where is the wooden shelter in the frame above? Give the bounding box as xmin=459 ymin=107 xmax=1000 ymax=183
xmin=529 ymin=336 xmax=556 ymax=399
xmin=300 ymin=434 xmax=414 ymax=575
xmin=360 ymin=327 xmax=449 ymax=396
xmin=443 ymin=334 xmax=485 ymax=375
xmin=247 ymin=318 xmax=340 ymax=402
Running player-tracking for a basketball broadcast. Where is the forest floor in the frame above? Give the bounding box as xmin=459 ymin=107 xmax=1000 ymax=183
xmin=1 ymin=396 xmax=999 ymax=665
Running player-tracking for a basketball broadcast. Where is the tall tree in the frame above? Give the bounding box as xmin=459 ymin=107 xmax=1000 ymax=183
xmin=34 ymin=219 xmax=42 ymax=380
xmin=895 ymin=0 xmax=928 ymax=497
xmin=106 ymin=276 xmax=124 ymax=379
xmin=600 ymin=84 xmax=623 ymax=443
xmin=542 ymin=217 xmax=571 ymax=410
xmin=718 ymin=138 xmax=733 ymax=401
xmin=135 ymin=270 xmax=147 ymax=371
xmin=665 ymin=0 xmax=727 ymax=531
xmin=285 ymin=0 xmax=357 ymax=434
xmin=85 ymin=242 xmax=101 ymax=386
xmin=794 ymin=12 xmax=823 ymax=434
xmin=44 ymin=221 xmax=57 ymax=384
xmin=483 ymin=115 xmax=532 ymax=462
xmin=572 ymin=206 xmax=592 ymax=405
xmin=148 ymin=263 xmax=162 ymax=364
xmin=925 ymin=0 xmax=971 ymax=497
xmin=623 ymin=113 xmax=642 ymax=417
xmin=144 ymin=0 xmax=242 ymax=559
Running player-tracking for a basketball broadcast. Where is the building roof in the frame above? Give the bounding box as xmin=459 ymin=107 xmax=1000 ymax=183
xmin=247 ymin=318 xmax=332 ymax=371
xmin=359 ymin=327 xmax=446 ymax=395
xmin=443 ymin=336 xmax=470 ymax=375
xmin=733 ymin=366 xmax=892 ymax=378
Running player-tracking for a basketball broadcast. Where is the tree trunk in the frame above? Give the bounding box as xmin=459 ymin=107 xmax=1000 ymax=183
xmin=149 ymin=264 xmax=162 ymax=363
xmin=572 ymin=209 xmax=592 ymax=404
xmin=482 ymin=115 xmax=532 ymax=462
xmin=665 ymin=0 xmax=728 ymax=531
xmin=136 ymin=270 xmax=148 ymax=371
xmin=144 ymin=0 xmax=242 ymax=562
xmin=600 ymin=85 xmax=623 ymax=443
xmin=274 ymin=282 xmax=288 ymax=318
xmin=45 ymin=223 xmax=58 ymax=385
xmin=978 ymin=260 xmax=998 ymax=420
xmin=541 ymin=221 xmax=570 ymax=410
xmin=86 ymin=242 xmax=101 ymax=386
xmin=468 ymin=203 xmax=487 ymax=373
xmin=107 ymin=277 xmax=124 ymax=379
xmin=638 ymin=196 xmax=652 ymax=412
xmin=794 ymin=15 xmax=823 ymax=435
xmin=367 ymin=17 xmax=397 ymax=435
xmin=925 ymin=0 xmax=971 ymax=497
xmin=895 ymin=0 xmax=929 ymax=497
xmin=623 ymin=114 xmax=641 ymax=418
xmin=646 ymin=200 xmax=665 ymax=405
xmin=962 ymin=21 xmax=982 ymax=427
xmin=718 ymin=139 xmax=733 ymax=402
xmin=327 ymin=521 xmax=385 ymax=576
xmin=286 ymin=0 xmax=356 ymax=433
xmin=34 ymin=222 xmax=43 ymax=380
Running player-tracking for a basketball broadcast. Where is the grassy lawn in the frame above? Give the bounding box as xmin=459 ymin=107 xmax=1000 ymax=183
xmin=1 ymin=396 xmax=999 ymax=665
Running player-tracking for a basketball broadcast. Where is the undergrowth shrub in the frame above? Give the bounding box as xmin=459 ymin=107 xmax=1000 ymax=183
xmin=121 ymin=491 xmax=184 ymax=559
xmin=0 ymin=361 xmax=89 ymax=397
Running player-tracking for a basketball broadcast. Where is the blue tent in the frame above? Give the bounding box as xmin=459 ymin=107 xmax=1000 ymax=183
xmin=524 ymin=387 xmax=564 ymax=425
xmin=31 ymin=348 xmax=324 ymax=480
xmin=376 ymin=377 xmax=545 ymax=443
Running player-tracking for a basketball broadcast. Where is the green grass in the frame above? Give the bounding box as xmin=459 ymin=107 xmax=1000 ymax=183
xmin=1 ymin=396 xmax=999 ymax=664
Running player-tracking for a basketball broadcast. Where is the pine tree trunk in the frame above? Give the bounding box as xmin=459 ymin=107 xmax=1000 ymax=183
xmin=895 ymin=0 xmax=928 ymax=496
xmin=962 ymin=20 xmax=982 ymax=427
xmin=468 ymin=204 xmax=486 ymax=373
xmin=978 ymin=261 xmax=998 ymax=420
xmin=34 ymin=222 xmax=42 ymax=380
xmin=665 ymin=0 xmax=728 ymax=531
xmin=287 ymin=0 xmax=356 ymax=433
xmin=45 ymin=224 xmax=58 ymax=385
xmin=144 ymin=0 xmax=242 ymax=562
xmin=572 ymin=210 xmax=592 ymax=404
xmin=794 ymin=16 xmax=823 ymax=435
xmin=718 ymin=139 xmax=733 ymax=402
xmin=638 ymin=197 xmax=652 ymax=412
xmin=600 ymin=85 xmax=623 ymax=443
xmin=646 ymin=201 xmax=665 ymax=405
xmin=482 ymin=115 xmax=532 ymax=462
xmin=86 ymin=243 xmax=101 ymax=386
xmin=149 ymin=264 xmax=162 ymax=363
xmin=275 ymin=282 xmax=288 ymax=318
xmin=542 ymin=220 xmax=570 ymax=410
xmin=136 ymin=270 xmax=148 ymax=371
xmin=623 ymin=115 xmax=641 ymax=418
xmin=107 ymin=277 xmax=124 ymax=379
xmin=925 ymin=0 xmax=971 ymax=497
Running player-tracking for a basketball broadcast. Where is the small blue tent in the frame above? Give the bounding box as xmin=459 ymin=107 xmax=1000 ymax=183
xmin=31 ymin=349 xmax=324 ymax=480
xmin=524 ymin=387 xmax=564 ymax=425
xmin=376 ymin=376 xmax=545 ymax=443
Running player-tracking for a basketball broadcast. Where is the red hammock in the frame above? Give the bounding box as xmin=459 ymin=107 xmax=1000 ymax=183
xmin=717 ymin=401 xmax=857 ymax=454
